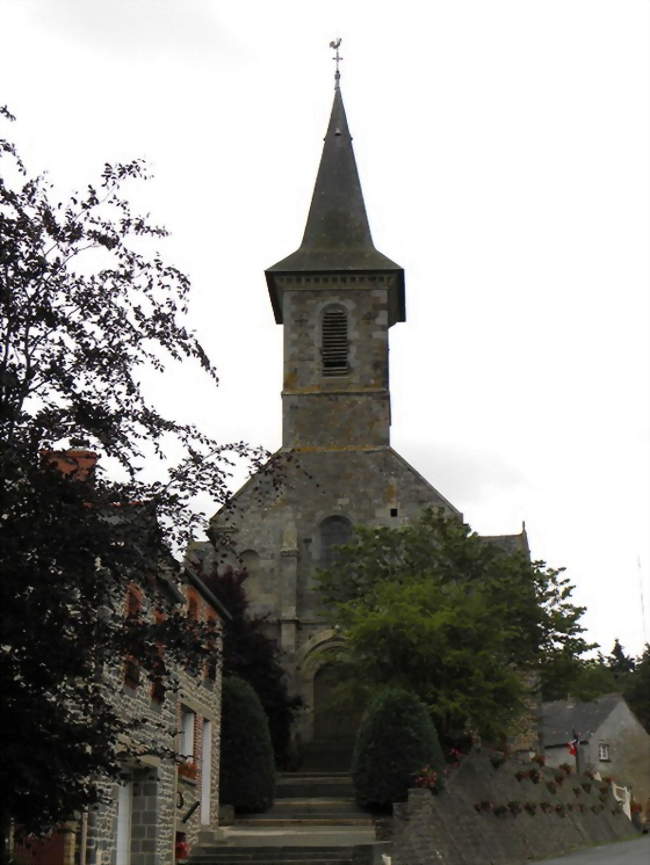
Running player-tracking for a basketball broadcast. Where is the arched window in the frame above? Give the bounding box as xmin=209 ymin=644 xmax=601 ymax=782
xmin=320 ymin=515 xmax=353 ymax=567
xmin=321 ymin=305 xmax=349 ymax=376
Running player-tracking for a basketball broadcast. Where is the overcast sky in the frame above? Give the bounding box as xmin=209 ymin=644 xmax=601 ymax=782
xmin=2 ymin=0 xmax=648 ymax=656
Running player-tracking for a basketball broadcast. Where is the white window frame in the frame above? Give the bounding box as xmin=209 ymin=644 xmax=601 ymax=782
xmin=200 ymin=719 xmax=212 ymax=824
xmin=115 ymin=781 xmax=133 ymax=865
xmin=598 ymin=742 xmax=610 ymax=761
xmin=180 ymin=708 xmax=195 ymax=762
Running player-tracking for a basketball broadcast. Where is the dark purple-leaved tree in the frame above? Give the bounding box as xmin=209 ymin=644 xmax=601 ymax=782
xmin=0 ymin=105 xmax=266 ymax=840
xmin=199 ymin=565 xmax=302 ymax=769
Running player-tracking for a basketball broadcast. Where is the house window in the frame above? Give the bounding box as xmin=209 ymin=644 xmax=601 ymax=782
xmin=205 ymin=616 xmax=217 ymax=683
xmin=321 ymin=305 xmax=349 ymax=376
xmin=151 ymin=610 xmax=165 ymax=703
xmin=178 ymin=707 xmax=198 ymax=780
xmin=180 ymin=708 xmax=195 ymax=760
xmin=187 ymin=592 xmax=199 ymax=622
xmin=124 ymin=586 xmax=142 ymax=688
xmin=598 ymin=742 xmax=610 ymax=761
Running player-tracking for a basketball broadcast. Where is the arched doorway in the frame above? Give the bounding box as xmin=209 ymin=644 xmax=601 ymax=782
xmin=308 ymin=662 xmax=365 ymax=771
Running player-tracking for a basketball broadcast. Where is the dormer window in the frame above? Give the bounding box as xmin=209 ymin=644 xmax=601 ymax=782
xmin=321 ymin=305 xmax=349 ymax=376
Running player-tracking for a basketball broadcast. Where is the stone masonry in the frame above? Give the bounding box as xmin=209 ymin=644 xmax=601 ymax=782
xmin=80 ymin=572 xmax=224 ymax=865
xmin=200 ymin=79 xmax=530 ymax=760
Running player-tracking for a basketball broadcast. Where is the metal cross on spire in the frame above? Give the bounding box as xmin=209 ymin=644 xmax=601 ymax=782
xmin=329 ymin=38 xmax=343 ymax=88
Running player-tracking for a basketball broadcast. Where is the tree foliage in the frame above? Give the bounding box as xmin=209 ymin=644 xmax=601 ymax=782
xmin=352 ymin=687 xmax=444 ymax=810
xmin=624 ymin=643 xmax=650 ymax=732
xmin=199 ymin=565 xmax=302 ymax=768
xmin=541 ymin=638 xmax=650 ymax=733
xmin=219 ymin=677 xmax=275 ymax=813
xmin=317 ymin=508 xmax=594 ymax=741
xmin=0 ymin=106 xmax=263 ymax=835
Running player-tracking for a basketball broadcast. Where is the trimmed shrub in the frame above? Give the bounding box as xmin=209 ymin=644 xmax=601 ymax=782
xmin=219 ymin=676 xmax=275 ymax=813
xmin=352 ymin=687 xmax=445 ymax=810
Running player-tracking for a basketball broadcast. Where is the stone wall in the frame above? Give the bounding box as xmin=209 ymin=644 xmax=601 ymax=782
xmin=205 ymin=446 xmax=459 ymax=745
xmin=83 ymin=582 xmax=223 ymax=865
xmin=280 ymin=276 xmax=393 ymax=450
xmin=392 ymin=753 xmax=639 ymax=865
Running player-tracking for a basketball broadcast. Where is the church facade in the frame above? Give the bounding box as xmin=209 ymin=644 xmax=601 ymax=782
xmin=200 ymin=81 xmax=526 ymax=759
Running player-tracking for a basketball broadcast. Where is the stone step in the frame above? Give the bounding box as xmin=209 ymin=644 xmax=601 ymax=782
xmin=259 ymin=797 xmax=361 ymax=812
xmin=277 ymin=774 xmax=355 ymax=800
xmin=193 ymin=846 xmax=356 ymax=856
xmin=190 ymin=847 xmax=356 ymax=865
xmin=192 ymin=859 xmax=352 ymax=865
xmin=233 ymin=817 xmax=372 ymax=827
xmin=299 ymin=744 xmax=354 ymax=773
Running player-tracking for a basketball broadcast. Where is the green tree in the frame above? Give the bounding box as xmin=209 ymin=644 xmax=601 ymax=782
xmin=317 ymin=509 xmax=594 ymax=741
xmin=0 ymin=106 xmax=264 ymax=839
xmin=625 ymin=643 xmax=650 ymax=732
xmin=219 ymin=677 xmax=275 ymax=813
xmin=352 ymin=687 xmax=444 ymax=810
xmin=606 ymin=638 xmax=636 ymax=678
xmin=539 ymin=652 xmax=616 ymax=702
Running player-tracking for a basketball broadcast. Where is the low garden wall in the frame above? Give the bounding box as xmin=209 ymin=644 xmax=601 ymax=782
xmin=392 ymin=752 xmax=639 ymax=865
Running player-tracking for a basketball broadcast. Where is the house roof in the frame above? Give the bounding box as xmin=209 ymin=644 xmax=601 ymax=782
xmin=482 ymin=526 xmax=530 ymax=558
xmin=185 ymin=567 xmax=232 ymax=621
xmin=541 ymin=692 xmax=624 ymax=747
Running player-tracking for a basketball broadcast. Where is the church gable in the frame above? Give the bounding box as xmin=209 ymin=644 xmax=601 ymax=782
xmin=200 ymin=62 xmax=527 ymax=756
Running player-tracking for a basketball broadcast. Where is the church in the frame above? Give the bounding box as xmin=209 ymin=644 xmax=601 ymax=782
xmin=199 ymin=73 xmax=527 ymax=765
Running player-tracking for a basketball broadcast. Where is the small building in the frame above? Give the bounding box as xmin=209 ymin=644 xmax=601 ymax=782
xmin=541 ymin=692 xmax=650 ymax=804
xmin=15 ymin=564 xmax=227 ymax=865
xmin=88 ymin=568 xmax=227 ymax=865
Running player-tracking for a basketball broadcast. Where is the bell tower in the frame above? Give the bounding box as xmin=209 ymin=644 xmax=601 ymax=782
xmin=265 ymin=82 xmax=405 ymax=451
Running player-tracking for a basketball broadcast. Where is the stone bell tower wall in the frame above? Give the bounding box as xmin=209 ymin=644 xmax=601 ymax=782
xmin=280 ymin=273 xmax=396 ymax=450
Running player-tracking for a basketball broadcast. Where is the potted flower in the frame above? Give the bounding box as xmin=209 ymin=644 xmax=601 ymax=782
xmin=178 ymin=760 xmax=198 ymax=781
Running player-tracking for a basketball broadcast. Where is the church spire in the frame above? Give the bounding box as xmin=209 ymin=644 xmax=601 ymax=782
xmin=266 ymin=65 xmax=404 ymax=325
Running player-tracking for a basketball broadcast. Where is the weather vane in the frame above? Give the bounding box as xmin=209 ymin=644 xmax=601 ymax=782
xmin=329 ymin=38 xmax=343 ymax=87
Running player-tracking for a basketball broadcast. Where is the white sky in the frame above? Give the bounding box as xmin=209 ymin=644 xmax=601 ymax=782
xmin=2 ymin=1 xmax=648 ymax=656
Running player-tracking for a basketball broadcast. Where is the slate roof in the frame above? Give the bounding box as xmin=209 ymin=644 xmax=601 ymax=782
xmin=266 ymin=85 xmax=405 ymax=325
xmin=541 ymin=693 xmax=624 ymax=747
xmin=482 ymin=527 xmax=530 ymax=558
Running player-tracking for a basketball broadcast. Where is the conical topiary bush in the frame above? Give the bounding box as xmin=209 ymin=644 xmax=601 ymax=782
xmin=352 ymin=686 xmax=444 ymax=810
xmin=219 ymin=676 xmax=275 ymax=813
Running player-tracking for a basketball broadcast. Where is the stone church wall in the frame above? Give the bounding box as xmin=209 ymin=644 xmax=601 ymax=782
xmin=281 ymin=278 xmax=393 ymax=450
xmin=207 ymin=446 xmax=461 ymax=745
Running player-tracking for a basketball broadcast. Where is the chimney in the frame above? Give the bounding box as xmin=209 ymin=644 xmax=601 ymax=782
xmin=41 ymin=449 xmax=99 ymax=482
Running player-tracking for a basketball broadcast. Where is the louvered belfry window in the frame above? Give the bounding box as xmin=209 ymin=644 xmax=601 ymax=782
xmin=322 ymin=305 xmax=349 ymax=376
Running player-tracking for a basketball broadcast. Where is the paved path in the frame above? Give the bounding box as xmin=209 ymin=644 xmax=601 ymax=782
xmin=535 ymin=834 xmax=649 ymax=865
xmin=218 ymin=824 xmax=376 ymax=847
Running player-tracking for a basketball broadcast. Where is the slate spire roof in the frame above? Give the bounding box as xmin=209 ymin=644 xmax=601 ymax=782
xmin=266 ymin=85 xmax=405 ymax=324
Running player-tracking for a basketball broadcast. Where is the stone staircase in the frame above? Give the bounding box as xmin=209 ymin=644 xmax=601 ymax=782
xmin=190 ymin=773 xmax=389 ymax=865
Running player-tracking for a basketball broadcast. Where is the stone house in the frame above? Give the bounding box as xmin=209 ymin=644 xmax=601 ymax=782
xmin=14 ymin=452 xmax=227 ymax=865
xmin=82 ymin=567 xmax=227 ymax=865
xmin=541 ymin=692 xmax=650 ymax=804
xmin=197 ymin=79 xmax=529 ymax=767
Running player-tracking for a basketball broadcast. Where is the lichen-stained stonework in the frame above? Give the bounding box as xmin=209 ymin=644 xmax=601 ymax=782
xmin=83 ymin=578 xmax=223 ymax=865
xmin=201 ymin=81 xmax=530 ymax=755
xmin=280 ymin=276 xmax=392 ymax=450
xmin=205 ymin=446 xmax=459 ymax=744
